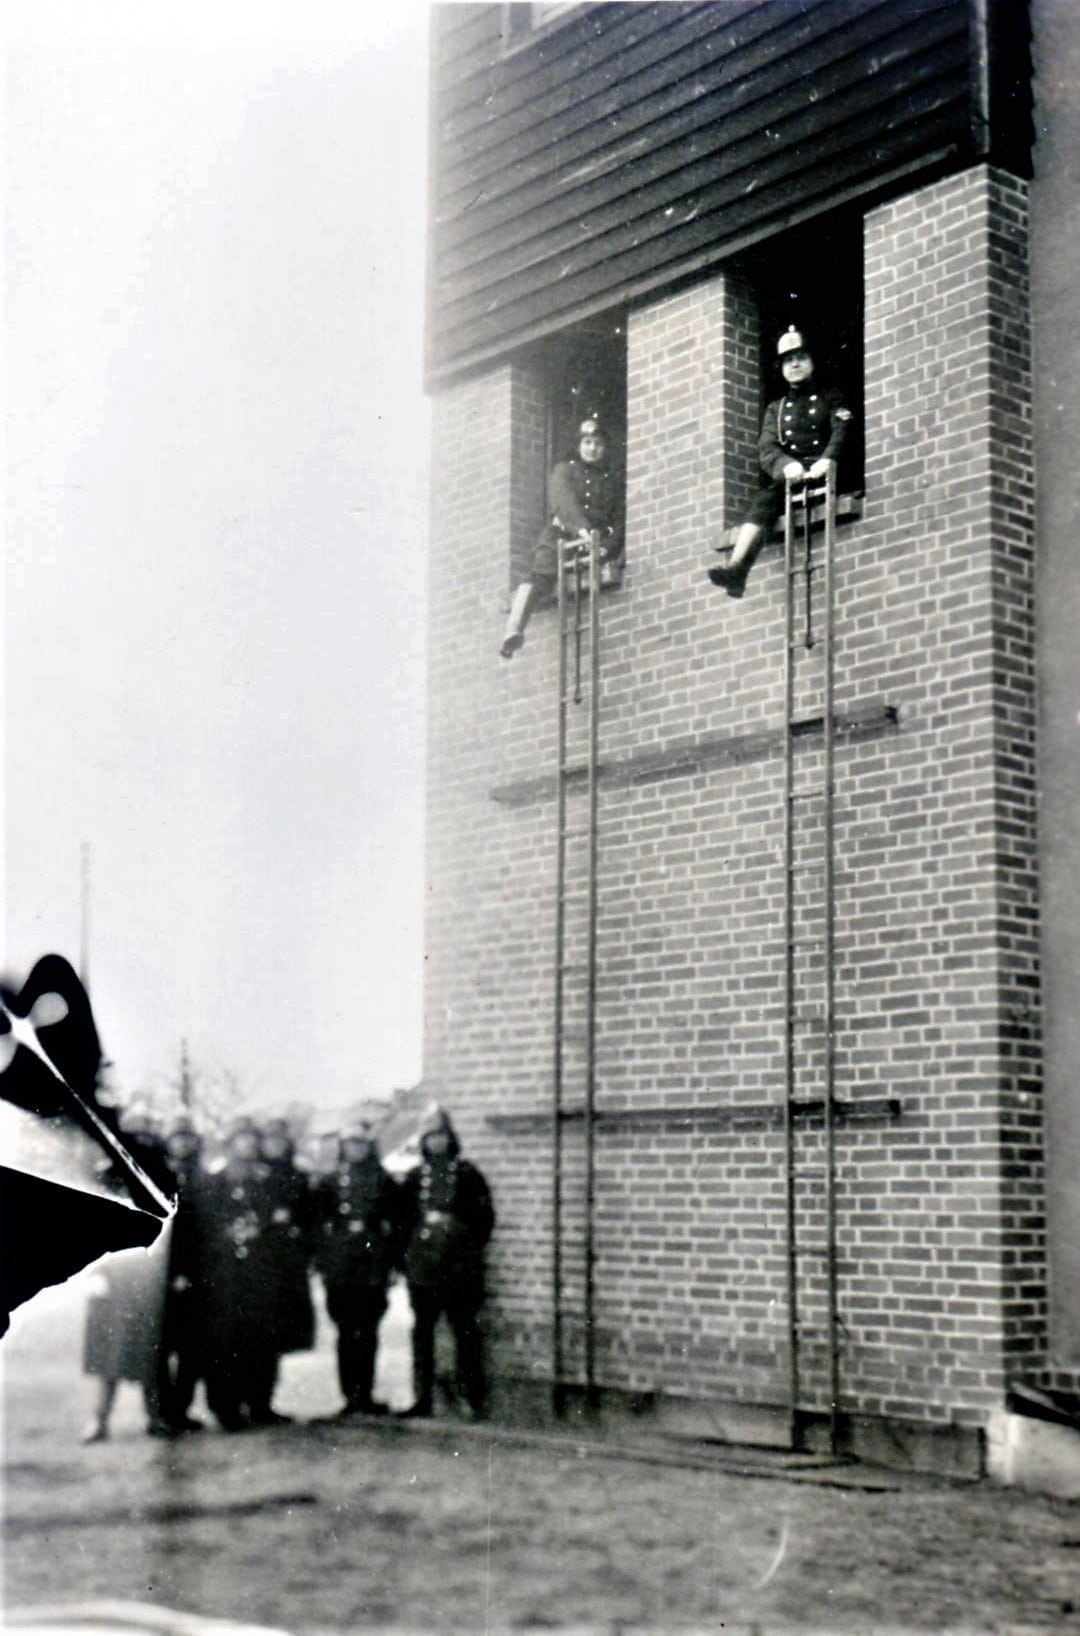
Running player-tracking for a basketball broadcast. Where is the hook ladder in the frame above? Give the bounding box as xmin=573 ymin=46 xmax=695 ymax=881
xmin=781 ymin=467 xmax=842 ymax=1453
xmin=551 ymin=531 xmax=603 ymax=1415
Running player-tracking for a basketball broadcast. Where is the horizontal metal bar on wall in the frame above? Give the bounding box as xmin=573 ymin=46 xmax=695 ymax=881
xmin=486 ymin=1098 xmax=903 ymax=1135
xmin=489 ymin=702 xmax=900 ymax=809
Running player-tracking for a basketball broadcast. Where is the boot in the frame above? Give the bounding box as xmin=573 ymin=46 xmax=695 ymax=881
xmin=707 ymin=524 xmax=763 ymax=599
xmin=500 ymin=582 xmax=535 ymax=659
xmin=708 ymin=560 xmax=749 ymax=597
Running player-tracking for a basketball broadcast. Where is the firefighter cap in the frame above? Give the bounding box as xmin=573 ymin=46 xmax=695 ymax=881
xmin=578 ymin=416 xmax=605 ymax=440
xmin=777 ymin=325 xmax=808 ymax=357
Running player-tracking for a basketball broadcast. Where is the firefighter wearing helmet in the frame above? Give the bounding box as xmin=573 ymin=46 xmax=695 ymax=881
xmin=501 ymin=415 xmax=623 ymax=658
xmin=709 ymin=326 xmax=852 ymax=598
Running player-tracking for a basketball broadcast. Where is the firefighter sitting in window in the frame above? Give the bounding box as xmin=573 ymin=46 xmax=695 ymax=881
xmin=500 ymin=416 xmax=623 ymax=659
xmin=708 ymin=326 xmax=852 ymax=599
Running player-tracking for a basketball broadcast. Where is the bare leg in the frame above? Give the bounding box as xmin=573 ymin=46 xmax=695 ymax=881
xmin=83 ymin=1377 xmax=117 ymax=1442
xmin=729 ymin=522 xmax=762 ymax=568
xmin=500 ymin=582 xmax=536 ymax=658
xmin=708 ymin=523 xmax=764 ymax=598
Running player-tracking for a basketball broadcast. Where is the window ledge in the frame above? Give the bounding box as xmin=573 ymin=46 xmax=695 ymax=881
xmin=513 ymin=559 xmax=623 ymax=617
xmin=716 ymin=493 xmax=864 ymax=552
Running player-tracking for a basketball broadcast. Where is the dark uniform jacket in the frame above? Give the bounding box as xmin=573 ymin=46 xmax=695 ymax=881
xmin=542 ymin=458 xmax=623 ymax=555
xmin=399 ymin=1154 xmax=494 ymax=1294
xmin=312 ymin=1153 xmax=398 ymax=1291
xmin=758 ymin=383 xmax=851 ymax=480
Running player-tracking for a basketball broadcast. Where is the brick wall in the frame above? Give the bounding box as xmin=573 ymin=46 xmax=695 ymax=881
xmin=855 ymin=166 xmax=1041 ymax=1418
xmin=423 ymin=165 xmax=1042 ymax=1453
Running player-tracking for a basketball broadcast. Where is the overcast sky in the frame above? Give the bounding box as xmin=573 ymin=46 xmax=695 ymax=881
xmin=4 ymin=0 xmax=432 ymax=1117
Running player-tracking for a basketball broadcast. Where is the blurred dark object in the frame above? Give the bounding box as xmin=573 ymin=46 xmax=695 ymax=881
xmin=0 ymin=955 xmax=173 ymax=1336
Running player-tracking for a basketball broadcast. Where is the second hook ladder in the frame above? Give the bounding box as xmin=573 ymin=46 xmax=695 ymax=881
xmin=552 ymin=531 xmax=603 ymax=1414
xmin=781 ymin=468 xmax=842 ymax=1452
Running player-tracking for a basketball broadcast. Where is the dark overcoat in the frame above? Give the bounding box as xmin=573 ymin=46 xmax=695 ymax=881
xmin=255 ymin=1158 xmax=316 ymax=1355
xmin=312 ymin=1152 xmax=399 ymax=1294
xmin=197 ymin=1159 xmax=312 ymax=1363
xmin=399 ymin=1155 xmax=494 ymax=1294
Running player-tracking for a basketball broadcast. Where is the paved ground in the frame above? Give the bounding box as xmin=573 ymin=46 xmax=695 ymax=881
xmin=3 ymin=1273 xmax=1080 ymax=1635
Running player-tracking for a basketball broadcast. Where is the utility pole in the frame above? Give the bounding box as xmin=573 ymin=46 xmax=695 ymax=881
xmin=79 ymin=841 xmax=91 ymax=991
xmin=179 ymin=1040 xmax=193 ymax=1113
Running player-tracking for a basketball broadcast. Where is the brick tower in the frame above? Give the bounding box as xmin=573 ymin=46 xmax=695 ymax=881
xmin=421 ymin=1 xmax=1074 ymax=1475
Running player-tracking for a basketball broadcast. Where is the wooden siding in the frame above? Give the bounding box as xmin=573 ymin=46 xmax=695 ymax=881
xmin=426 ymin=0 xmax=1032 ymax=386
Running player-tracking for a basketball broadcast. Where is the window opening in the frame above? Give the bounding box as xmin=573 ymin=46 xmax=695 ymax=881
xmin=746 ymin=213 xmax=865 ymax=497
xmin=543 ymin=319 xmax=626 ymax=487
xmin=512 ymin=317 xmax=627 ymax=592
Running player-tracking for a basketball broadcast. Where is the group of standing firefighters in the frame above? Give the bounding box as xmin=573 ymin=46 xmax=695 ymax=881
xmin=81 ymin=1103 xmax=494 ymax=1441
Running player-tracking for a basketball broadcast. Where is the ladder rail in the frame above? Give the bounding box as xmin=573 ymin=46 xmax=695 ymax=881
xmin=572 ymin=548 xmax=586 ymax=704
xmin=584 ymin=537 xmax=600 ymax=1403
xmin=551 ymin=544 xmax=569 ymax=1406
xmin=803 ymin=485 xmax=815 ymax=649
xmin=822 ymin=467 xmax=840 ymax=1450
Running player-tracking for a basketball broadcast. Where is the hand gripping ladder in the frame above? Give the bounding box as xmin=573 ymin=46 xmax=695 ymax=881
xmin=551 ymin=530 xmax=603 ymax=1415
xmin=781 ymin=467 xmax=842 ymax=1454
